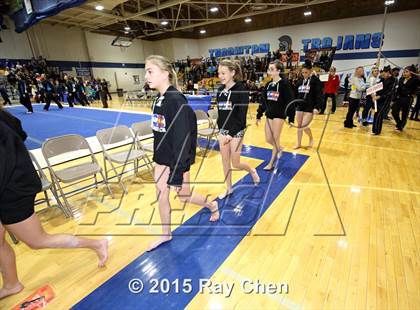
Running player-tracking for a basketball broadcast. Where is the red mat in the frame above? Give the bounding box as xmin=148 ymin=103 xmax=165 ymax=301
xmin=12 ymin=285 xmax=55 ymax=310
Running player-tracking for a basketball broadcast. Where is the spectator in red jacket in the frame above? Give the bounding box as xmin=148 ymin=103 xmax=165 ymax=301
xmin=320 ymin=66 xmax=340 ymax=114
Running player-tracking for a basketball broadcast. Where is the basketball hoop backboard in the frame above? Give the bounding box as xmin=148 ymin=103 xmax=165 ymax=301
xmin=111 ymin=36 xmax=133 ymax=48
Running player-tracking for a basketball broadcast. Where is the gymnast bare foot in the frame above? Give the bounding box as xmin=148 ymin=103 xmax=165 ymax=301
xmin=208 ymin=201 xmax=219 ymax=222
xmin=308 ymin=139 xmax=314 ymax=148
xmin=0 ymin=282 xmax=24 ymax=300
xmin=95 ymin=239 xmax=109 ymax=268
xmin=218 ymin=188 xmax=233 ymax=199
xmin=147 ymin=235 xmax=172 ymax=252
xmin=263 ymin=164 xmax=274 ymax=171
xmin=251 ymin=169 xmax=260 ymax=186
xmin=293 ymin=144 xmax=301 ymax=150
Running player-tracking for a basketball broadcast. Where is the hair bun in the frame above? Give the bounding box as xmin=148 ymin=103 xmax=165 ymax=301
xmin=383 ymin=65 xmax=391 ymax=72
xmin=303 ymin=59 xmax=313 ymax=69
xmin=406 ymin=65 xmax=417 ymax=73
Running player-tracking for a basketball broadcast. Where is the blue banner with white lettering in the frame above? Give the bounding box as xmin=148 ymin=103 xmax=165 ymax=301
xmin=209 ymin=43 xmax=270 ymax=57
xmin=301 ymin=32 xmax=383 ymax=52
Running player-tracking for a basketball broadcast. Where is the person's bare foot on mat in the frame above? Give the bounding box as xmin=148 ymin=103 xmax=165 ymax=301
xmin=147 ymin=235 xmax=172 ymax=252
xmin=218 ymin=189 xmax=233 ymax=200
xmin=208 ymin=201 xmax=220 ymax=222
xmin=263 ymin=164 xmax=274 ymax=171
xmin=251 ymin=169 xmax=260 ymax=186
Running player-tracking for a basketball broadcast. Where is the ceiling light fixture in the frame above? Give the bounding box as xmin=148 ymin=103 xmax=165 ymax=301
xmin=210 ymin=7 xmax=219 ymax=13
xmin=304 ymin=9 xmax=312 ymax=16
xmin=161 ymin=20 xmax=169 ymax=26
xmin=95 ymin=4 xmax=104 ymax=11
xmin=200 ymin=29 xmax=206 ymax=34
xmin=244 ymin=17 xmax=252 ymax=23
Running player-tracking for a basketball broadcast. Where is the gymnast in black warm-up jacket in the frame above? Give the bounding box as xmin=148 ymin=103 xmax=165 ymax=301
xmin=256 ymin=61 xmax=294 ymax=170
xmin=216 ymin=59 xmax=260 ymax=199
xmin=145 ymin=55 xmax=219 ymax=252
xmin=294 ymin=61 xmax=322 ymax=149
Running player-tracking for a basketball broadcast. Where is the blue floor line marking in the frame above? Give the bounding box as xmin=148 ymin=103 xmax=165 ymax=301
xmin=72 ymin=141 xmax=308 ymax=310
xmin=6 ymin=105 xmax=150 ymax=150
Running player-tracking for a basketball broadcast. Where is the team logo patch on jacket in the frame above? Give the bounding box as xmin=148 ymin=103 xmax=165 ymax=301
xmin=218 ymin=101 xmax=233 ymax=110
xmin=152 ymin=114 xmax=166 ymax=132
xmin=267 ymin=91 xmax=280 ymax=101
xmin=298 ymin=85 xmax=310 ymax=94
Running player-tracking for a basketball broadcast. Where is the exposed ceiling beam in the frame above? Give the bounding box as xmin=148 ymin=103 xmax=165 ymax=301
xmin=188 ymin=1 xmax=303 ymax=5
xmin=137 ymin=0 xmax=335 ymax=38
xmin=174 ymin=3 xmax=183 ymax=29
xmin=72 ymin=5 xmax=160 ymax=25
xmin=126 ymin=0 xmax=190 ymax=20
xmin=230 ymin=0 xmax=252 ymax=18
xmin=71 ymin=6 xmax=123 ymax=21
xmin=59 ymin=13 xmax=105 ymax=23
xmin=86 ymin=0 xmax=190 ymax=29
xmin=42 ymin=18 xmax=97 ymax=29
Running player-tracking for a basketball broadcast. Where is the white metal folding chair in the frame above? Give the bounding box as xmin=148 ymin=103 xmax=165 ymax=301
xmin=42 ymin=134 xmax=113 ymax=216
xmin=96 ymin=125 xmax=152 ymax=193
xmin=195 ymin=109 xmax=219 ymax=154
xmin=131 ymin=121 xmax=154 ymax=153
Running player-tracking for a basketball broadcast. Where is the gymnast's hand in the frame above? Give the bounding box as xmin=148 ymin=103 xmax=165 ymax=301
xmin=256 ymin=118 xmax=261 ymax=126
xmin=223 ymin=135 xmax=233 ymax=145
xmin=171 ymin=186 xmax=182 ymax=193
xmin=313 ymin=109 xmax=319 ymax=115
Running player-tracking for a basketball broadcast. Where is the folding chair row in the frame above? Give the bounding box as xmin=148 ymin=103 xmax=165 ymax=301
xmin=41 ymin=121 xmax=156 ymax=215
xmin=96 ymin=124 xmax=154 ymax=193
xmin=195 ymin=109 xmax=219 ymax=154
xmin=10 ymin=121 xmax=156 ymax=244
